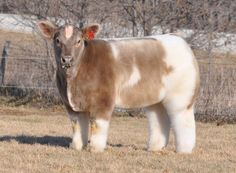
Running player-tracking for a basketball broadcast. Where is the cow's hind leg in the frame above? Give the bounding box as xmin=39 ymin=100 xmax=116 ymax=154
xmin=89 ymin=118 xmax=110 ymax=152
xmin=146 ymin=103 xmax=170 ymax=151
xmin=167 ymin=107 xmax=196 ymax=153
xmin=69 ymin=112 xmax=89 ymax=150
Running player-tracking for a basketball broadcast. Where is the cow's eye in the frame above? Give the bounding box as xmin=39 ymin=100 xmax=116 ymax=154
xmin=75 ymin=40 xmax=81 ymax=47
xmin=56 ymin=38 xmax=60 ymax=45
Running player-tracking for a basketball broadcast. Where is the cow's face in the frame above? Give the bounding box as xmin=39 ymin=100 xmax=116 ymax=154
xmin=37 ymin=21 xmax=100 ymax=69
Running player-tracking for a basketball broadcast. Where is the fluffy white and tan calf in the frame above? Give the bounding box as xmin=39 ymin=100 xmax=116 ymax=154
xmin=38 ymin=21 xmax=200 ymax=153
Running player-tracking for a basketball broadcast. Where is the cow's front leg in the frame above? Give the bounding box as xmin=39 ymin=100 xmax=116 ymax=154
xmin=89 ymin=118 xmax=110 ymax=152
xmin=69 ymin=113 xmax=89 ymax=151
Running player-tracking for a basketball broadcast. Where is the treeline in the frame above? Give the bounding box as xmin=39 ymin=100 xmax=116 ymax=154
xmin=0 ymin=0 xmax=235 ymax=36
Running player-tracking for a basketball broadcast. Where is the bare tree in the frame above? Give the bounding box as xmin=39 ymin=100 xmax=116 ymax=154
xmin=119 ymin=0 xmax=160 ymax=36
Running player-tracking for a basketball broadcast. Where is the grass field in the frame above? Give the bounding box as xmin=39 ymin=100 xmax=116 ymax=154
xmin=0 ymin=106 xmax=235 ymax=173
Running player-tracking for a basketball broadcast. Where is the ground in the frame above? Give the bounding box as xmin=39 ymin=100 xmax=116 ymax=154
xmin=0 ymin=106 xmax=235 ymax=173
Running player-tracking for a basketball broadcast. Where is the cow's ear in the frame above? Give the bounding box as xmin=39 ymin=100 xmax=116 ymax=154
xmin=37 ymin=20 xmax=57 ymax=39
xmin=82 ymin=24 xmax=100 ymax=40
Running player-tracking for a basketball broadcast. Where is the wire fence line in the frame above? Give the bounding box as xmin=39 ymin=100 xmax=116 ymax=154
xmin=0 ymin=40 xmax=236 ymax=122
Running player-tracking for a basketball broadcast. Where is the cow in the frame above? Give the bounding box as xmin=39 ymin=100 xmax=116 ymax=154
xmin=37 ymin=20 xmax=200 ymax=153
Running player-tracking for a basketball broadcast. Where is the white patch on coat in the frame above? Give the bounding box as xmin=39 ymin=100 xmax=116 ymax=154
xmin=152 ymin=34 xmax=194 ymax=68
xmin=115 ymin=94 xmax=122 ymax=106
xmin=146 ymin=109 xmax=170 ymax=151
xmin=65 ymin=25 xmax=73 ymax=39
xmin=151 ymin=34 xmax=197 ymax=113
xmin=90 ymin=119 xmax=110 ymax=152
xmin=70 ymin=130 xmax=83 ymax=150
xmin=110 ymin=43 xmax=119 ymax=60
xmin=123 ymin=65 xmax=141 ymax=88
xmin=169 ymin=108 xmax=196 ymax=153
xmin=162 ymin=66 xmax=196 ymax=114
xmin=67 ymin=85 xmax=77 ymax=111
xmin=115 ymin=65 xmax=141 ymax=106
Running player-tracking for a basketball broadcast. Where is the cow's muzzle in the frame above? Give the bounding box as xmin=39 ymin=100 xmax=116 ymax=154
xmin=61 ymin=56 xmax=73 ymax=69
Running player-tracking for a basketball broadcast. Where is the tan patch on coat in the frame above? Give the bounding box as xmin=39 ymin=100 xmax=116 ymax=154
xmin=90 ymin=121 xmax=100 ymax=134
xmin=71 ymin=120 xmax=80 ymax=132
xmin=166 ymin=66 xmax=174 ymax=74
xmin=65 ymin=26 xmax=74 ymax=39
xmin=114 ymin=39 xmax=173 ymax=108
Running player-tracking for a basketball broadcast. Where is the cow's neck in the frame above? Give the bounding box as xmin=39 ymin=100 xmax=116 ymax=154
xmin=61 ymin=55 xmax=85 ymax=111
xmin=65 ymin=66 xmax=78 ymax=81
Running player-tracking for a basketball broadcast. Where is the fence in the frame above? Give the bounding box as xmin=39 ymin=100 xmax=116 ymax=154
xmin=0 ymin=41 xmax=60 ymax=104
xmin=0 ymin=40 xmax=236 ymax=122
xmin=196 ymin=62 xmax=236 ymax=122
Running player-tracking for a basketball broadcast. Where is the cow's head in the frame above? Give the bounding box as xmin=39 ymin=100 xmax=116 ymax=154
xmin=37 ymin=20 xmax=100 ymax=69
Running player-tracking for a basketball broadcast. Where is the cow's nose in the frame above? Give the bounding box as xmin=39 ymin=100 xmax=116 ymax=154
xmin=61 ymin=56 xmax=73 ymax=64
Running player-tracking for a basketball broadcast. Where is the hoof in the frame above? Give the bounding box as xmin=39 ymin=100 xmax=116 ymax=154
xmin=69 ymin=142 xmax=83 ymax=151
xmin=148 ymin=147 xmax=163 ymax=152
xmin=176 ymin=142 xmax=194 ymax=154
xmin=89 ymin=145 xmax=105 ymax=153
xmin=148 ymin=143 xmax=164 ymax=152
xmin=176 ymin=148 xmax=193 ymax=154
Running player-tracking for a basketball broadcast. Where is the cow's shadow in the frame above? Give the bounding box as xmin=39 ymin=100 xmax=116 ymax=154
xmin=0 ymin=135 xmax=71 ymax=147
xmin=0 ymin=135 xmax=135 ymax=150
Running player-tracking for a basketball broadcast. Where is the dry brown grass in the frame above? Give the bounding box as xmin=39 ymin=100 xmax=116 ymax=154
xmin=0 ymin=29 xmax=47 ymax=58
xmin=0 ymin=29 xmax=36 ymax=52
xmin=194 ymin=49 xmax=236 ymax=64
xmin=0 ymin=106 xmax=235 ymax=173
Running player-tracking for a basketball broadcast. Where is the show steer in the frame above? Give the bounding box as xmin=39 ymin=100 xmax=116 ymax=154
xmin=37 ymin=21 xmax=200 ymax=153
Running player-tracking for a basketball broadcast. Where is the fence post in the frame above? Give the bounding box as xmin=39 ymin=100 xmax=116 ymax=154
xmin=1 ymin=41 xmax=11 ymax=85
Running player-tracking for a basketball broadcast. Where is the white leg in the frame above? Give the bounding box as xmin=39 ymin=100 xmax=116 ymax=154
xmin=146 ymin=104 xmax=170 ymax=151
xmin=169 ymin=107 xmax=196 ymax=153
xmin=90 ymin=119 xmax=110 ymax=152
xmin=69 ymin=113 xmax=89 ymax=150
